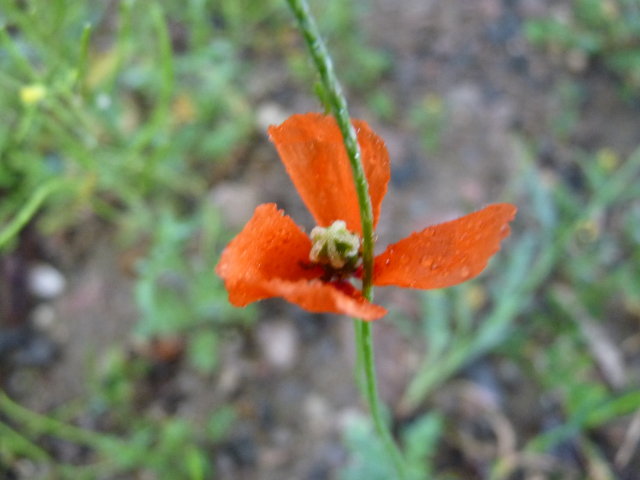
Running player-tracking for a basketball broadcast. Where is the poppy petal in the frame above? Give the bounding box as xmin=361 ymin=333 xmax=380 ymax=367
xmin=268 ymin=113 xmax=390 ymax=234
xmin=373 ymin=203 xmax=517 ymax=289
xmin=260 ymin=278 xmax=387 ymax=321
xmin=215 ymin=203 xmax=323 ymax=306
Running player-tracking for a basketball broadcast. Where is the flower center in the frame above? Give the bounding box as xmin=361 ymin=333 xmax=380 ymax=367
xmin=309 ymin=220 xmax=361 ymax=270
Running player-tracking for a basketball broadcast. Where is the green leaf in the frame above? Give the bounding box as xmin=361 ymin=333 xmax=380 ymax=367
xmin=187 ymin=330 xmax=219 ymax=375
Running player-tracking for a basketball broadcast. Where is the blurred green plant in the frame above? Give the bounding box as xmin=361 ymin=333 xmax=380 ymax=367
xmin=341 ymin=413 xmax=443 ymax=480
xmin=0 ymin=0 xmax=267 ymax=477
xmin=340 ymin=143 xmax=640 ymax=478
xmin=4 ymin=0 xmax=640 ymax=478
xmin=0 ymin=0 xmax=402 ymax=477
xmin=0 ymin=0 xmax=387 ymax=247
xmin=409 ymin=93 xmax=447 ymax=155
xmin=0 ymin=0 xmax=254 ymax=247
xmin=133 ymin=203 xmax=255 ymax=374
xmin=346 ymin=142 xmax=640 ymax=478
xmin=400 ymin=142 xmax=640 ymax=409
xmin=550 ymin=80 xmax=584 ymax=140
xmin=525 ymin=0 xmax=640 ymax=97
xmin=0 ymin=389 xmax=235 ymax=480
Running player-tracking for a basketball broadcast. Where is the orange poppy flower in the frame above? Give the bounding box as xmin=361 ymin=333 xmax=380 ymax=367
xmin=215 ymin=113 xmax=517 ymax=320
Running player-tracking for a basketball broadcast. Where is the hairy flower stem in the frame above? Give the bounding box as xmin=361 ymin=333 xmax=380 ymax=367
xmin=284 ymin=0 xmax=374 ymax=290
xmin=285 ymin=0 xmax=406 ymax=477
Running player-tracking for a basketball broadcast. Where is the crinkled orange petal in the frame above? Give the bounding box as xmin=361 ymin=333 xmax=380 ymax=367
xmin=215 ymin=203 xmax=322 ymax=306
xmin=268 ymin=113 xmax=390 ymax=234
xmin=215 ymin=203 xmax=386 ymax=320
xmin=373 ymin=203 xmax=517 ymax=289
xmin=260 ymin=279 xmax=387 ymax=321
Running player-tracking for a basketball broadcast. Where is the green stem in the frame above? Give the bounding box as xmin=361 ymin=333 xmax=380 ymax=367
xmin=285 ymin=0 xmax=374 ymax=292
xmin=352 ymin=321 xmax=366 ymax=396
xmin=359 ymin=321 xmax=406 ymax=477
xmin=284 ymin=1 xmax=405 ymax=477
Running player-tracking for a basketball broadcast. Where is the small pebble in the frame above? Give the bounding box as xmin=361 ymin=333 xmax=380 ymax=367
xmin=336 ymin=408 xmax=366 ymax=432
xmin=257 ymin=320 xmax=298 ymax=371
xmin=304 ymin=393 xmax=331 ymax=435
xmin=209 ymin=182 xmax=259 ymax=230
xmin=11 ymin=333 xmax=57 ymax=366
xmin=28 ymin=263 xmax=66 ymax=299
xmin=255 ymin=102 xmax=289 ymax=133
xmin=31 ymin=304 xmax=56 ymax=331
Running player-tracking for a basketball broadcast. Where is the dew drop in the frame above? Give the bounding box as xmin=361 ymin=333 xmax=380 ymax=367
xmin=460 ymin=266 xmax=471 ymax=279
xmin=420 ymin=256 xmax=433 ymax=268
xmin=385 ymin=258 xmax=391 ymax=266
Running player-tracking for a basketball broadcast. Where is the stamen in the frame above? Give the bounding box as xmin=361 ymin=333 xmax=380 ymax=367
xmin=309 ymin=220 xmax=361 ymax=269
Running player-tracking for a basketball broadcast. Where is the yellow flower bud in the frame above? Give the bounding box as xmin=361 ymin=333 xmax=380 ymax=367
xmin=20 ymin=84 xmax=47 ymax=106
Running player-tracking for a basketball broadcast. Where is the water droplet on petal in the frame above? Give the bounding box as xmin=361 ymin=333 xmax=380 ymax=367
xmin=420 ymin=256 xmax=433 ymax=268
xmin=460 ymin=266 xmax=471 ymax=279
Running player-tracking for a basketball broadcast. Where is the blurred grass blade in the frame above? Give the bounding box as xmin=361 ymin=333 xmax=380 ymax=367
xmin=75 ymin=22 xmax=93 ymax=96
xmin=0 ymin=178 xmax=66 ymax=250
xmin=0 ymin=24 xmax=38 ymax=80
xmin=592 ymin=146 xmax=640 ymax=208
xmin=131 ymin=2 xmax=175 ymax=191
xmin=402 ymin=412 xmax=442 ymax=479
xmin=495 ymin=233 xmax=538 ymax=294
xmin=0 ymin=420 xmax=52 ymax=462
xmin=0 ymin=392 xmax=115 ymax=451
xmin=453 ymin=285 xmax=473 ymax=335
xmin=553 ymin=285 xmax=626 ymax=389
xmin=420 ymin=290 xmax=450 ymax=363
xmin=586 ymin=391 xmax=640 ymax=428
xmin=516 ymin=140 xmax=557 ymax=235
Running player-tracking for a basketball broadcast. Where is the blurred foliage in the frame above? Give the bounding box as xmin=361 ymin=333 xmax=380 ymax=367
xmin=0 ymin=385 xmax=235 ymax=480
xmin=0 ymin=0 xmax=254 ymax=245
xmin=2 ymin=0 xmax=640 ymax=478
xmin=0 ymin=0 xmax=388 ymax=248
xmin=525 ymin=0 xmax=640 ymax=97
xmin=341 ymin=412 xmax=443 ymax=480
xmin=408 ymin=93 xmax=447 ymax=155
xmin=0 ymin=0 xmax=390 ymax=477
xmin=132 ymin=202 xmax=255 ymax=374
xmin=352 ymin=143 xmax=640 ymax=478
xmin=405 ymin=142 xmax=640 ymax=404
xmin=0 ymin=1 xmax=256 ymax=473
xmin=550 ymin=80 xmax=584 ymax=140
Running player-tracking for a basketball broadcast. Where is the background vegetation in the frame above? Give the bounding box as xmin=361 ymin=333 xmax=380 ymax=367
xmin=1 ymin=0 xmax=639 ymax=478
